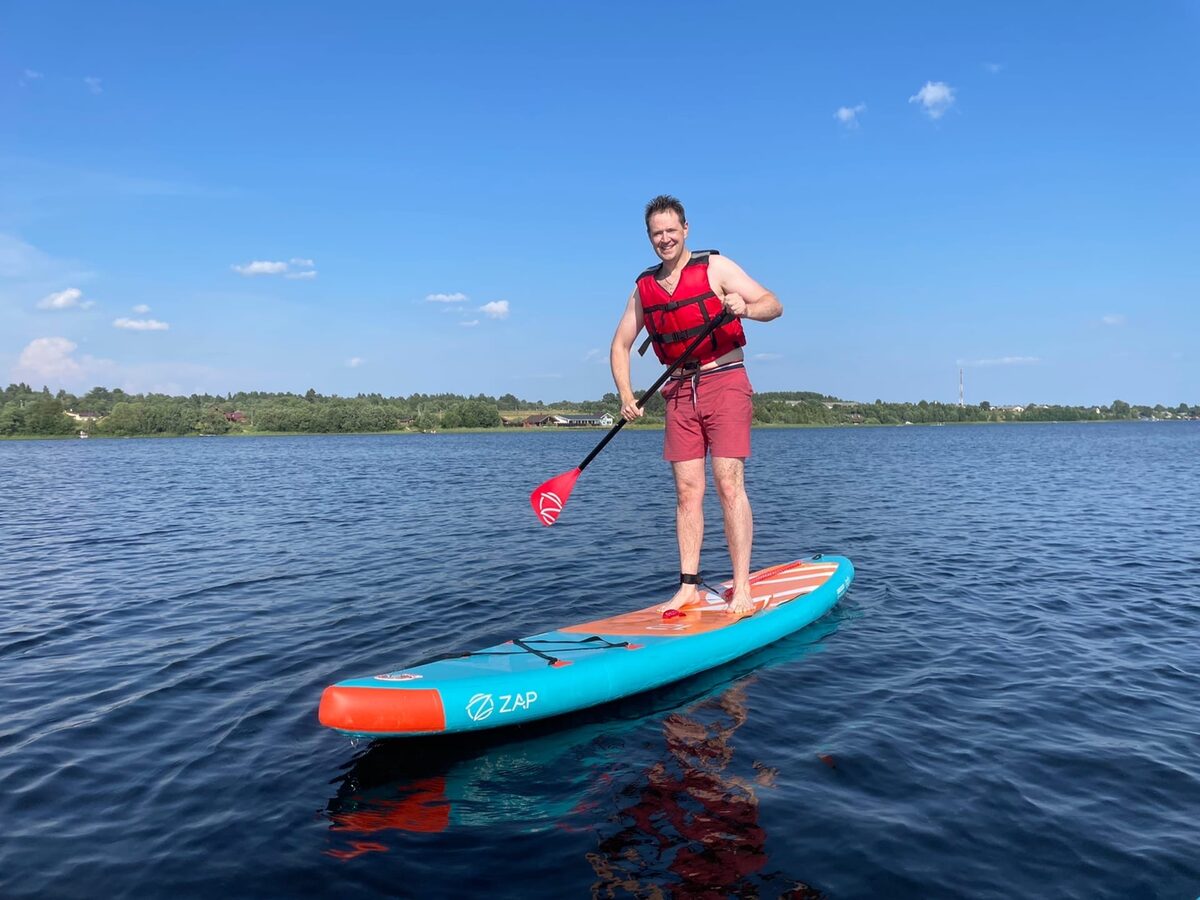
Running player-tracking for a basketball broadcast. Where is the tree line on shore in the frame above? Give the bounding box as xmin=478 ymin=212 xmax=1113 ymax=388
xmin=1 ymin=382 xmax=1195 ymax=438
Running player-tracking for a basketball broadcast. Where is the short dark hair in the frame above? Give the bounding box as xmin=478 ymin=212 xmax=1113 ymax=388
xmin=644 ymin=195 xmax=686 ymax=230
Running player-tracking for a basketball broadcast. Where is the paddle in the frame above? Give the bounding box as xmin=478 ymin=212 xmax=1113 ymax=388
xmin=531 ymin=311 xmax=732 ymax=526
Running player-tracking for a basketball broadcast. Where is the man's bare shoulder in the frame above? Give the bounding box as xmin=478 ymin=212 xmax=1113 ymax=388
xmin=705 ymin=252 xmax=751 ymax=288
xmin=706 ymin=253 xmax=746 ymax=277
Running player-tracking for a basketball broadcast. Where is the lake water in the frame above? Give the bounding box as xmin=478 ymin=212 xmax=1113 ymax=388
xmin=1 ymin=423 xmax=1198 ymax=899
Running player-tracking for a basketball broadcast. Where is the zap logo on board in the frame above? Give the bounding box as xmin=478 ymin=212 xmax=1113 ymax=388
xmin=466 ymin=693 xmax=494 ymax=721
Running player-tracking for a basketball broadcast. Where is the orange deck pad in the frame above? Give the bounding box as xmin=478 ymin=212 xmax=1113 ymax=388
xmin=319 ymin=685 xmax=446 ymax=733
xmin=563 ymin=562 xmax=838 ymax=638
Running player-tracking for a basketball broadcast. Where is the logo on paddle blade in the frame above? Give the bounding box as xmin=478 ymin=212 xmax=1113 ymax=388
xmin=466 ymin=693 xmax=494 ymax=721
xmin=537 ymin=491 xmax=564 ymax=525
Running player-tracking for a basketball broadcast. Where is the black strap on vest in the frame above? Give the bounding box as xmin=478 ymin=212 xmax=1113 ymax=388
xmin=641 ymin=290 xmax=718 ymax=315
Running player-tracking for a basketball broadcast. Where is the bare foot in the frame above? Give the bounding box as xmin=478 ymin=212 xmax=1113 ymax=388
xmin=658 ymin=583 xmax=702 ymax=613
xmin=725 ymin=588 xmax=754 ymax=616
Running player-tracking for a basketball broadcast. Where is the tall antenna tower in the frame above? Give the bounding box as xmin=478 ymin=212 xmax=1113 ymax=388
xmin=958 ymin=368 xmax=964 ymax=407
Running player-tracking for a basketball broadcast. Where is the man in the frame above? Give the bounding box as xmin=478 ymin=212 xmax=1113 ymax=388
xmin=610 ymin=195 xmax=782 ymax=616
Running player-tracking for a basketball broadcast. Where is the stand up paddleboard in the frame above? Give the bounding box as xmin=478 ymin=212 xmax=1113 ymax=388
xmin=319 ymin=555 xmax=854 ymax=738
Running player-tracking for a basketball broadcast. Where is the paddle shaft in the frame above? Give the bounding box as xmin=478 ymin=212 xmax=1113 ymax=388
xmin=577 ymin=312 xmax=732 ymax=473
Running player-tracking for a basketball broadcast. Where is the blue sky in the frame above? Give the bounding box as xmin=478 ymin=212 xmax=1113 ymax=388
xmin=3 ymin=1 xmax=1197 ymax=406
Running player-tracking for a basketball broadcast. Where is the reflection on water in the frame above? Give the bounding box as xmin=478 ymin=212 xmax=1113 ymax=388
xmin=588 ymin=681 xmax=822 ymax=898
xmin=323 ymin=618 xmax=842 ymax=892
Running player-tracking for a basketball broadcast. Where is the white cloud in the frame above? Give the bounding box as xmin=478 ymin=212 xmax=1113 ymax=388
xmin=909 ymin=81 xmax=956 ymax=119
xmin=584 ymin=348 xmax=604 ymax=361
xmin=480 ymin=300 xmax=509 ymax=319
xmin=1101 ymin=314 xmax=1126 ymax=326
xmin=232 ymin=260 xmax=288 ymax=276
xmin=0 ymin=235 xmax=95 ymax=315
xmin=10 ymin=337 xmax=228 ymax=394
xmin=284 ymin=258 xmax=317 ymax=279
xmin=834 ymin=103 xmax=866 ymax=128
xmin=984 ymin=62 xmax=1004 ymax=74
xmin=346 ymin=357 xmax=364 ymax=368
xmin=37 ymin=287 xmax=89 ymax=310
xmin=132 ymin=304 xmax=151 ymax=314
xmin=113 ymin=317 xmax=169 ymax=331
xmin=426 ymin=292 xmax=469 ymax=303
xmin=84 ymin=76 xmax=103 ymax=95
xmin=15 ymin=337 xmax=84 ymax=381
xmin=460 ymin=319 xmax=480 ymax=327
xmin=20 ymin=69 xmax=43 ymax=86
xmin=959 ymin=356 xmax=1040 ymax=367
xmin=231 ymin=257 xmax=317 ymax=279
xmin=753 ymin=352 xmax=783 ymax=361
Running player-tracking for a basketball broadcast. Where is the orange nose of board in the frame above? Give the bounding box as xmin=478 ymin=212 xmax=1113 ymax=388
xmin=318 ymin=685 xmax=447 ymax=734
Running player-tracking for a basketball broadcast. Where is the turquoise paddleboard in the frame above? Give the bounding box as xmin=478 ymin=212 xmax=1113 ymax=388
xmin=319 ymin=555 xmax=854 ymax=738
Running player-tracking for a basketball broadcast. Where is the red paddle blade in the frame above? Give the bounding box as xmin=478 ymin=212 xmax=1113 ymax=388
xmin=531 ymin=468 xmax=580 ymax=526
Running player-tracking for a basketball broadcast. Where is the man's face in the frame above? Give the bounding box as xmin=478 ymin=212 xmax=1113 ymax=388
xmin=647 ymin=211 xmax=688 ymax=263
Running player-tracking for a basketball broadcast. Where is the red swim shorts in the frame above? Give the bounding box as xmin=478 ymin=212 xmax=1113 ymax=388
xmin=661 ymin=366 xmax=753 ymax=462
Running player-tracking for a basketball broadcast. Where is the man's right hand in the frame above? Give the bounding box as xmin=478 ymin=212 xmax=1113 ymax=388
xmin=620 ymin=395 xmax=644 ymax=421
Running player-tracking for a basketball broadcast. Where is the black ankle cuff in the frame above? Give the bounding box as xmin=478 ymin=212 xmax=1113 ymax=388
xmin=680 ymin=573 xmax=703 ymax=585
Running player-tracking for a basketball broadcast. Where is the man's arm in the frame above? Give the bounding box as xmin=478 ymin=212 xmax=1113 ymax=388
xmin=610 ymin=288 xmax=645 ymax=421
xmin=708 ymin=255 xmax=783 ymax=321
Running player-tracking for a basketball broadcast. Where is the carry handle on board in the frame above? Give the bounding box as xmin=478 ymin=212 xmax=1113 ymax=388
xmin=530 ymin=311 xmax=733 ymax=526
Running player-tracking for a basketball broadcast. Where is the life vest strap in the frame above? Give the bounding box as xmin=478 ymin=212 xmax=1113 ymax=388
xmin=641 ymin=290 xmax=717 ymax=315
xmin=648 ymin=320 xmax=721 ymax=349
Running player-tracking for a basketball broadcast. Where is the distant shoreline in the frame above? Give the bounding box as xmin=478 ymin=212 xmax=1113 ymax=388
xmin=5 ymin=418 xmax=1192 ymax=442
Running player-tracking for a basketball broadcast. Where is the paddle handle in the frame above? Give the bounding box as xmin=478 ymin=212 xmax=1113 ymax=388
xmin=577 ymin=312 xmax=732 ymax=473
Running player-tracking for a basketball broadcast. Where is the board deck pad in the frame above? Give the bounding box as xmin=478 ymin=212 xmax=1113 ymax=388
xmin=563 ymin=559 xmax=840 ymax=637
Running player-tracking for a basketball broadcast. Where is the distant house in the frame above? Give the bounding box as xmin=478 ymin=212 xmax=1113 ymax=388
xmin=65 ymin=410 xmax=103 ymax=422
xmin=523 ymin=415 xmax=556 ymax=427
xmin=558 ymin=413 xmax=615 ymax=427
xmin=224 ymin=411 xmax=248 ymax=423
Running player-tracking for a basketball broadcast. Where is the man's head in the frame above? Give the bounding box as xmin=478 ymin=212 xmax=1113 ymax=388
xmin=644 ymin=195 xmax=686 ymax=231
xmin=644 ymin=195 xmax=688 ymax=264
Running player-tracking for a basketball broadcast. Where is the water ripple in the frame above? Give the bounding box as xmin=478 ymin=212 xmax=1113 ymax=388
xmin=0 ymin=424 xmax=1198 ymax=898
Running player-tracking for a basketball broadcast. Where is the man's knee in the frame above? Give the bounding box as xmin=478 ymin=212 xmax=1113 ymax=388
xmin=672 ymin=460 xmax=706 ymax=506
xmin=711 ymin=459 xmax=747 ymax=506
xmin=676 ymin=478 xmax=704 ymax=509
xmin=715 ymin=481 xmax=747 ymax=509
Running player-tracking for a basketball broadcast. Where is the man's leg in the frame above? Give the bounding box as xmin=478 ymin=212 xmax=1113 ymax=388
xmin=712 ymin=456 xmax=753 ymax=614
xmin=659 ymin=457 xmax=707 ymax=612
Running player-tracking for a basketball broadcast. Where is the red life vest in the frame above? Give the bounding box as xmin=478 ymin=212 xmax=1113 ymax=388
xmin=635 ymin=250 xmax=746 ymax=366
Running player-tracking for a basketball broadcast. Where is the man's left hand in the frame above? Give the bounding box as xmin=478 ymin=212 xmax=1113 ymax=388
xmin=722 ymin=291 xmax=748 ymax=317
